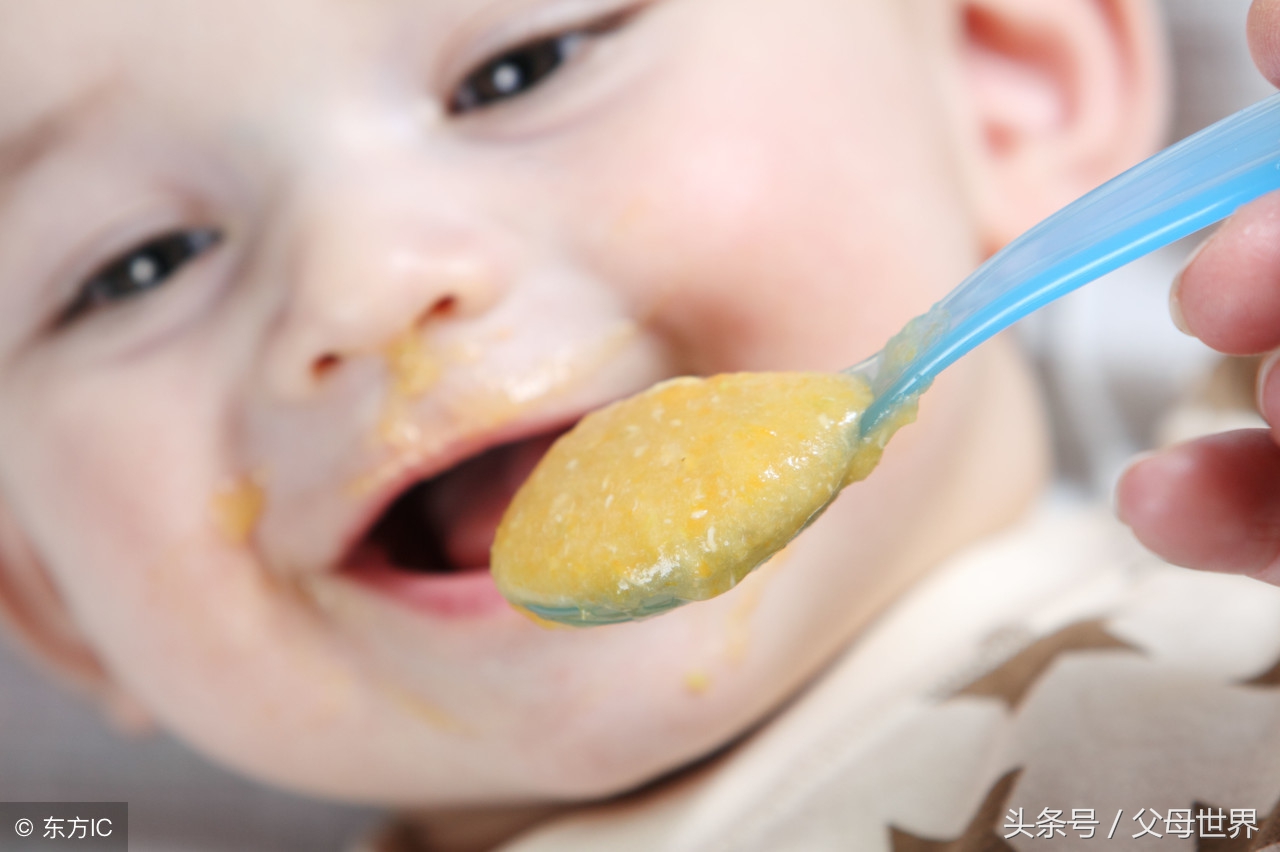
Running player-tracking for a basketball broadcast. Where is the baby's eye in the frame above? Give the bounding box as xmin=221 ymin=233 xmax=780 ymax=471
xmin=450 ymin=34 xmax=584 ymax=114
xmin=59 ymin=229 xmax=221 ymax=325
xmin=448 ymin=8 xmax=640 ymax=114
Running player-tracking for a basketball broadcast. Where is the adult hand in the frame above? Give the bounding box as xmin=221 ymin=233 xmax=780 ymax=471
xmin=1115 ymin=0 xmax=1280 ymax=583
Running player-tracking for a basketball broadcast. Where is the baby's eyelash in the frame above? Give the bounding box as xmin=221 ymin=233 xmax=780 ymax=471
xmin=449 ymin=33 xmax=582 ymax=114
xmin=448 ymin=7 xmax=641 ymax=115
xmin=58 ymin=229 xmax=221 ymax=326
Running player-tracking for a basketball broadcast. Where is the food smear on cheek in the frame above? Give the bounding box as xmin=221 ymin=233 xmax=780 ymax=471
xmin=492 ymin=371 xmax=909 ymax=625
xmin=684 ymin=670 xmax=712 ymax=695
xmin=210 ymin=474 xmax=266 ymax=546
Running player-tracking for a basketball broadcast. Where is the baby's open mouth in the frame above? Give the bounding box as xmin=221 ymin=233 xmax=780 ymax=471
xmin=341 ymin=425 xmax=570 ymax=588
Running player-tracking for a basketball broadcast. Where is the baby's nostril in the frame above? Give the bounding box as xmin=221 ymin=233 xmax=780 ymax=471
xmin=312 ymin=352 xmax=341 ymax=380
xmin=416 ymin=295 xmax=458 ymax=328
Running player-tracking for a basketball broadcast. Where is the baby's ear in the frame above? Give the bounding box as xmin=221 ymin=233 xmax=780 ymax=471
xmin=0 ymin=503 xmax=152 ymax=733
xmin=936 ymin=0 xmax=1168 ymax=252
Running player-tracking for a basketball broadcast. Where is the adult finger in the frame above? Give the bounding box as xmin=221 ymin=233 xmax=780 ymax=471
xmin=1116 ymin=429 xmax=1280 ymax=583
xmin=1172 ymin=192 xmax=1280 ymax=355
xmin=1249 ymin=0 xmax=1280 ymax=87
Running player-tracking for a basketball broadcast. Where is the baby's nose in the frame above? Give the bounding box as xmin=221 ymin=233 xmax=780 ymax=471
xmin=265 ymin=188 xmax=507 ymax=399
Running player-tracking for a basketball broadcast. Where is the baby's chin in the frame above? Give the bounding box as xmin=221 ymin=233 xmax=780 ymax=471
xmin=71 ymin=452 xmax=847 ymax=809
xmin=263 ymin=553 xmax=809 ymax=803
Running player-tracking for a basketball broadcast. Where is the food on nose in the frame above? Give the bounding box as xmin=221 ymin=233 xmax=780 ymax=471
xmin=379 ymin=329 xmax=444 ymax=451
xmin=491 ymin=372 xmax=905 ymax=625
xmin=385 ymin=329 xmax=442 ymax=398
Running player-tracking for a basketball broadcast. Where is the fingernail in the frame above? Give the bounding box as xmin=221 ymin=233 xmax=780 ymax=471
xmin=1257 ymin=350 xmax=1280 ymax=420
xmin=1169 ymin=287 xmax=1191 ymax=335
xmin=1169 ymin=239 xmax=1211 ymax=336
xmin=1112 ymin=450 xmax=1156 ymax=526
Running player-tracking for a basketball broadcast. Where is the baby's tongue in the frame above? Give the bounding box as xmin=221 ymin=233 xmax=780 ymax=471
xmin=422 ymin=432 xmax=563 ymax=570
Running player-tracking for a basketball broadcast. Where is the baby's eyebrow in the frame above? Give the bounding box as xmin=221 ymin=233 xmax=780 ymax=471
xmin=0 ymin=79 xmax=120 ymax=202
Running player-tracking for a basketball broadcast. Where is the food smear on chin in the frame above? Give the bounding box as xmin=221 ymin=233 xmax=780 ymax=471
xmin=491 ymin=371 xmax=912 ymax=625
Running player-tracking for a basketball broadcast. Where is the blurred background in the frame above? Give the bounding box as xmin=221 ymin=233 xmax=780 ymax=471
xmin=1022 ymin=0 xmax=1276 ymax=496
xmin=0 ymin=2 xmax=1273 ymax=849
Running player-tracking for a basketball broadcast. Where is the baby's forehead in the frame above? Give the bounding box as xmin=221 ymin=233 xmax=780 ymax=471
xmin=0 ymin=0 xmax=387 ymax=141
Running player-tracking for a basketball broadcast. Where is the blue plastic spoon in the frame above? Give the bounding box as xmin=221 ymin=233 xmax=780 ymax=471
xmin=852 ymin=92 xmax=1280 ymax=436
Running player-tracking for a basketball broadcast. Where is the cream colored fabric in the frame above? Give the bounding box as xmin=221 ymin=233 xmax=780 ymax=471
xmin=456 ymin=501 xmax=1280 ymax=852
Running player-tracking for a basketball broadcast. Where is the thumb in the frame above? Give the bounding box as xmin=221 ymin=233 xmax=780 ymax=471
xmin=1248 ymin=0 xmax=1280 ymax=87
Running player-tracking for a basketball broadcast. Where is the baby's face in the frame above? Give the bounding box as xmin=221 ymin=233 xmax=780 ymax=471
xmin=0 ymin=0 xmax=983 ymax=802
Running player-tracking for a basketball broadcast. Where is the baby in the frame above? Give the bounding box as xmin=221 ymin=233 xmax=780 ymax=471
xmin=0 ymin=0 xmax=1276 ymax=849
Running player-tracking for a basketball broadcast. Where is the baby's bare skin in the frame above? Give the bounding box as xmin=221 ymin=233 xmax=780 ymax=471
xmin=0 ymin=0 xmax=1161 ymax=831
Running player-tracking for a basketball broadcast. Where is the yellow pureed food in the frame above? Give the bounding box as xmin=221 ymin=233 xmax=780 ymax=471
xmin=492 ymin=371 xmax=909 ymax=625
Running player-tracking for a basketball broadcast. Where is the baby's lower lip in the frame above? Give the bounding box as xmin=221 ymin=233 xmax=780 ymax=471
xmin=342 ymin=548 xmax=511 ymax=619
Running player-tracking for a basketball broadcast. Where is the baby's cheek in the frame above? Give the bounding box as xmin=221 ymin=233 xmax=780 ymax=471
xmin=11 ymin=369 xmax=349 ymax=752
xmin=567 ymin=85 xmax=951 ymax=375
xmin=578 ymin=143 xmax=847 ymax=372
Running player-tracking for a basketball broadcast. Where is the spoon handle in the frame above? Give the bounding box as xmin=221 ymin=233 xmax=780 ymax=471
xmin=859 ymin=91 xmax=1280 ymax=434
